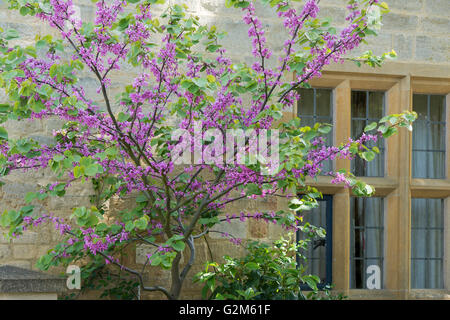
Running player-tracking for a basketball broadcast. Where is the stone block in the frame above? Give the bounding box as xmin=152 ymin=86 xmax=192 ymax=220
xmin=420 ymin=17 xmax=450 ymax=35
xmin=0 ymin=245 xmax=11 ymax=260
xmin=1 ymin=183 xmax=36 ymax=199
xmin=415 ymin=35 xmax=449 ymax=63
xmin=78 ymin=77 xmax=101 ymax=101
xmin=5 ymin=169 xmax=45 ymax=183
xmin=207 ymin=239 xmax=245 ymax=263
xmin=249 ymin=219 xmax=269 ymax=239
xmin=393 ymin=34 xmax=414 ymax=61
xmin=181 ymin=240 xmax=209 ymax=266
xmin=382 ymin=13 xmax=419 ymax=33
xmin=48 ymin=194 xmax=91 ymax=211
xmin=265 ymin=21 xmax=292 ymax=53
xmin=317 ymin=6 xmax=347 ymax=26
xmin=0 ymin=260 xmax=31 ymax=269
xmin=424 ymin=0 xmax=450 ymax=17
xmin=3 ymin=119 xmax=43 ymax=139
xmin=136 ymin=244 xmax=152 ymax=265
xmin=44 ymin=118 xmax=67 ymax=136
xmin=11 ymin=231 xmax=38 ymax=245
xmin=12 ymin=245 xmax=35 ymax=260
xmin=0 ymin=233 xmax=10 ymax=245
xmin=351 ymin=32 xmax=393 ymax=57
xmin=29 ymin=135 xmax=56 ymax=146
xmin=0 ymin=265 xmax=66 ymax=293
xmin=209 ymin=219 xmax=247 ymax=240
xmin=268 ymin=222 xmax=285 ymax=240
xmin=212 ymin=17 xmax=253 ymax=57
xmin=5 ymin=22 xmax=41 ymax=41
xmin=387 ymin=0 xmax=424 ymax=13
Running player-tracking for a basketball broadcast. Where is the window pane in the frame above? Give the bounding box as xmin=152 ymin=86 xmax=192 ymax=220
xmin=298 ymin=203 xmax=327 ymax=282
xmin=430 ymin=123 xmax=446 ymax=150
xmin=430 ymin=95 xmax=445 ymax=122
xmin=411 ymin=260 xmax=426 ymax=288
xmin=350 ymin=197 xmax=384 ymax=289
xmin=351 ymin=91 xmax=385 ymax=177
xmin=301 ymin=117 xmax=315 ymax=128
xmin=412 ymin=94 xmax=446 ymax=179
xmin=412 ymin=151 xmax=446 ymax=179
xmin=411 ymin=198 xmax=444 ymax=289
xmin=429 ymin=229 xmax=443 ymax=259
xmin=368 ymin=92 xmax=384 ymax=119
xmin=297 ymin=88 xmax=333 ymax=173
xmin=351 ymin=91 xmax=367 ymax=118
xmin=428 ymin=198 xmax=444 ymax=228
xmin=298 ymin=88 xmax=314 ymax=116
xmin=411 ymin=229 xmax=426 ymax=259
xmin=351 ymin=119 xmax=365 ymax=139
xmin=297 ymin=197 xmax=332 ymax=287
xmin=316 ymin=89 xmax=332 ymax=117
xmin=413 ymin=94 xmax=428 ymax=120
xmin=412 ymin=120 xmax=428 ymax=150
xmin=428 ymin=260 xmax=443 ymax=289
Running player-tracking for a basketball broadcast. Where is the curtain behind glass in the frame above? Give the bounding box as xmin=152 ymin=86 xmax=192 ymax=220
xmin=412 ymin=94 xmax=446 ymax=179
xmin=411 ymin=198 xmax=444 ymax=289
xmin=351 ymin=91 xmax=385 ymax=177
xmin=298 ymin=88 xmax=333 ymax=173
xmin=350 ymin=197 xmax=384 ymax=289
xmin=297 ymin=203 xmax=327 ymax=283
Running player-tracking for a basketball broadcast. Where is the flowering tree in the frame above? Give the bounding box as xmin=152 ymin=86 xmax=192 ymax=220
xmin=0 ymin=0 xmax=416 ymax=300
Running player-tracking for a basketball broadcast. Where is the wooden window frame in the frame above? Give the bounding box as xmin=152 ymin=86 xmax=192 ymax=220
xmin=288 ymin=71 xmax=450 ymax=299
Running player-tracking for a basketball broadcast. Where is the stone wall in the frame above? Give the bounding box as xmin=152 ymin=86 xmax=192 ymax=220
xmin=0 ymin=0 xmax=449 ymax=299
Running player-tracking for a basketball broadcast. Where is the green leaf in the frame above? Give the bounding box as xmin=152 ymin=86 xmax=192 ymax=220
xmin=84 ymin=165 xmax=98 ymax=176
xmin=171 ymin=240 xmax=186 ymax=252
xmin=150 ymin=255 xmax=162 ymax=266
xmin=318 ymin=125 xmax=332 ymax=134
xmin=19 ymin=6 xmax=30 ymax=16
xmin=303 ymin=276 xmax=319 ymax=291
xmin=206 ymin=44 xmax=220 ymax=52
xmin=364 ymin=122 xmax=377 ymax=132
xmin=24 ymin=192 xmax=37 ymax=203
xmin=125 ymin=221 xmax=135 ymax=232
xmin=4 ymin=29 xmax=19 ymax=40
xmin=135 ymin=194 xmax=148 ymax=203
xmin=105 ymin=146 xmax=118 ymax=156
xmin=73 ymin=166 xmax=82 ymax=178
xmin=53 ymin=154 xmax=64 ymax=162
xmin=382 ymin=126 xmax=397 ymax=138
xmin=0 ymin=127 xmax=8 ymax=140
xmin=0 ymin=211 xmax=10 ymax=227
xmin=244 ymin=262 xmax=259 ymax=270
xmin=117 ymin=112 xmax=130 ymax=122
xmin=0 ymin=104 xmax=10 ymax=113
xmin=135 ymin=216 xmax=149 ymax=230
xmin=361 ymin=150 xmax=375 ymax=162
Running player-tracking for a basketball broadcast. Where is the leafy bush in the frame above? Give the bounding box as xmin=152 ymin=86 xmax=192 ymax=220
xmin=194 ymin=233 xmax=345 ymax=300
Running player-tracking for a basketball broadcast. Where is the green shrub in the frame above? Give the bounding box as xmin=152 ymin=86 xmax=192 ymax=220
xmin=194 ymin=233 xmax=345 ymax=300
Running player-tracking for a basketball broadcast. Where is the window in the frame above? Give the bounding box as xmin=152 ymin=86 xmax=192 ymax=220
xmin=412 ymin=94 xmax=446 ymax=179
xmin=351 ymin=91 xmax=385 ymax=177
xmin=350 ymin=197 xmax=384 ymax=289
xmin=411 ymin=198 xmax=444 ymax=289
xmin=297 ymin=88 xmax=333 ymax=173
xmin=296 ymin=195 xmax=333 ymax=288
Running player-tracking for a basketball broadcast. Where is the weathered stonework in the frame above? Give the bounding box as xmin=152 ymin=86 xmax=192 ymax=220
xmin=0 ymin=0 xmax=448 ymax=300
